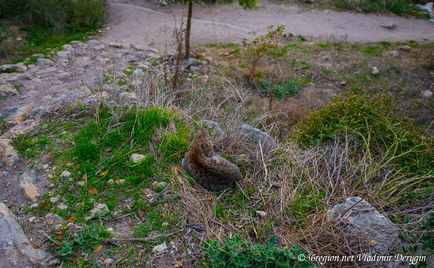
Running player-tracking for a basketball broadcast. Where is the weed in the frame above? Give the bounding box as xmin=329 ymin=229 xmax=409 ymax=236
xmin=203 ymin=235 xmax=313 ymax=268
xmin=242 ymin=25 xmax=285 ymax=83
xmin=54 ymin=223 xmax=110 ymax=260
xmin=12 ymin=133 xmax=51 ymax=158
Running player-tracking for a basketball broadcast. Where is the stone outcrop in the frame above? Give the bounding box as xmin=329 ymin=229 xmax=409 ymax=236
xmin=0 ymin=203 xmax=53 ymax=267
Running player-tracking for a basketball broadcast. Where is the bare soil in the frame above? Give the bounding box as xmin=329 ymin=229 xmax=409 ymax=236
xmin=101 ymin=0 xmax=434 ymax=52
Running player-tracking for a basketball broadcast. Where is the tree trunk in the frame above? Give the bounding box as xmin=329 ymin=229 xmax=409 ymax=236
xmin=185 ymin=0 xmax=193 ymax=60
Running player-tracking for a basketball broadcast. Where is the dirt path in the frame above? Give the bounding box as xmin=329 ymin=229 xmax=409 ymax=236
xmin=101 ymin=0 xmax=434 ymax=52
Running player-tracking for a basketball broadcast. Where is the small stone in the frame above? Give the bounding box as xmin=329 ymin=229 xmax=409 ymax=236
xmin=133 ymin=68 xmax=144 ymax=78
xmin=130 ymin=153 xmax=145 ymax=164
xmin=380 ymin=23 xmax=396 ymax=30
xmin=1 ymin=64 xmax=17 ymax=72
xmin=107 ymin=179 xmax=114 ymax=185
xmin=50 ymin=195 xmax=60 ymax=203
xmin=256 ymin=210 xmax=267 ymax=218
xmin=20 ymin=174 xmax=40 ymax=202
xmin=42 ymin=164 xmax=49 ymax=169
xmin=370 ymin=66 xmax=380 ymax=76
xmin=57 ymin=203 xmax=68 ymax=210
xmin=61 ymin=170 xmax=71 ymax=179
xmin=28 ymin=217 xmax=36 ymax=223
xmin=421 ymin=90 xmax=433 ymax=98
xmin=340 ymin=80 xmax=347 ymax=87
xmin=106 ymin=227 xmax=114 ymax=233
xmin=388 ymin=50 xmax=400 ymax=57
xmin=152 ymin=242 xmax=168 ymax=253
xmin=321 ymin=55 xmax=332 ymax=62
xmin=398 ymin=45 xmax=411 ymax=52
xmin=85 ymin=203 xmax=110 ymax=220
xmin=108 ymin=43 xmax=123 ymax=49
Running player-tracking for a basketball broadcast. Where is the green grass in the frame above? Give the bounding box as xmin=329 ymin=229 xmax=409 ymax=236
xmin=0 ymin=0 xmax=106 ymax=63
xmin=54 ymin=223 xmax=110 ymax=263
xmin=332 ymin=0 xmax=418 ymax=16
xmin=203 ymin=236 xmax=313 ymax=268
xmin=12 ymin=133 xmax=51 ymax=158
xmin=21 ymin=105 xmax=190 ymax=263
xmin=261 ymin=78 xmax=305 ymax=99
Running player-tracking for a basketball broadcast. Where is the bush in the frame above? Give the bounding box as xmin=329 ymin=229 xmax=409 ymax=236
xmin=291 ymin=94 xmax=432 ymax=175
xmin=203 ymin=236 xmax=313 ymax=268
xmin=332 ymin=0 xmax=417 ymax=16
xmin=0 ymin=0 xmax=106 ymax=34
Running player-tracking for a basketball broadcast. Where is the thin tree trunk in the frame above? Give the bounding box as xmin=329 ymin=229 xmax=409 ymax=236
xmin=185 ymin=0 xmax=193 ymax=60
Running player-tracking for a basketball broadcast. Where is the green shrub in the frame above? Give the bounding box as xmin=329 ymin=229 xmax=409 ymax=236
xmin=0 ymin=0 xmax=106 ymax=33
xmin=332 ymin=0 xmax=417 ymax=16
xmin=203 ymin=236 xmax=313 ymax=268
xmin=261 ymin=79 xmax=304 ymax=99
xmin=291 ymin=94 xmax=432 ymax=175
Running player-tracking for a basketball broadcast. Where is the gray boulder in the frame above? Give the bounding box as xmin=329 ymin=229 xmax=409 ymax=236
xmin=327 ymin=197 xmax=400 ymax=255
xmin=238 ymin=124 xmax=278 ymax=153
xmin=0 ymin=203 xmax=52 ymax=267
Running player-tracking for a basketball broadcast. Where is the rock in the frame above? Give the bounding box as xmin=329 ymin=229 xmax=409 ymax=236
xmin=133 ymin=68 xmax=144 ymax=78
xmin=1 ymin=119 xmax=38 ymax=139
xmin=0 ymin=106 xmax=31 ymax=124
xmin=20 ymin=174 xmax=40 ymax=202
xmin=238 ymin=124 xmax=278 ymax=153
xmin=380 ymin=23 xmax=396 ymax=30
xmin=1 ymin=64 xmax=17 ymax=73
xmin=0 ymin=203 xmax=52 ymax=266
xmin=36 ymin=58 xmax=54 ymax=67
xmin=50 ymin=195 xmax=60 ymax=203
xmin=200 ymin=120 xmax=223 ymax=135
xmin=152 ymin=242 xmax=168 ymax=253
xmin=398 ymin=45 xmax=411 ymax=52
xmin=321 ymin=55 xmax=332 ymax=62
xmin=108 ymin=43 xmax=123 ymax=49
xmin=256 ymin=210 xmax=267 ymax=218
xmin=85 ymin=203 xmax=110 ymax=220
xmin=370 ymin=66 xmax=380 ymax=76
xmin=130 ymin=153 xmax=145 ymax=164
xmin=327 ymin=197 xmax=400 ymax=255
xmin=0 ymin=84 xmax=18 ymax=97
xmin=57 ymin=203 xmax=68 ymax=210
xmin=387 ymin=50 xmax=400 ymax=57
xmin=0 ymin=139 xmax=18 ymax=167
xmin=61 ymin=170 xmax=71 ymax=179
xmin=421 ymin=90 xmax=432 ymax=98
xmin=56 ymin=51 xmax=69 ymax=58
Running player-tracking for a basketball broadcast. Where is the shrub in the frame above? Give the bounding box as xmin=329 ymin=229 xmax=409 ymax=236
xmin=0 ymin=0 xmax=106 ymax=34
xmin=242 ymin=25 xmax=285 ymax=83
xmin=291 ymin=94 xmax=432 ymax=175
xmin=332 ymin=0 xmax=417 ymax=16
xmin=203 ymin=236 xmax=313 ymax=268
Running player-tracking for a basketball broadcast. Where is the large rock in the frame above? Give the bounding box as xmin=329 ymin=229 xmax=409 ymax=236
xmin=327 ymin=197 xmax=400 ymax=255
xmin=0 ymin=203 xmax=52 ymax=266
xmin=238 ymin=124 xmax=278 ymax=153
